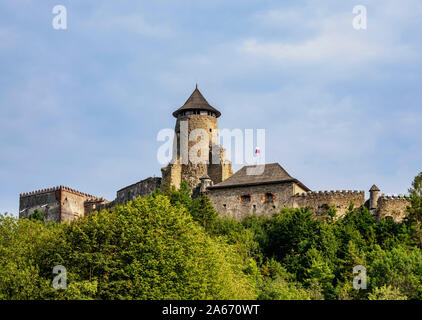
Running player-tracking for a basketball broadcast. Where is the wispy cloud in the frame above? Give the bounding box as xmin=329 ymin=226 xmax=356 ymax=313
xmin=82 ymin=6 xmax=175 ymax=38
xmin=242 ymin=4 xmax=417 ymax=66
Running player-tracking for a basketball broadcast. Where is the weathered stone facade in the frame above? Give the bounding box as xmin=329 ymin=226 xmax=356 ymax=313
xmin=375 ymin=195 xmax=411 ymax=222
xmin=19 ymin=178 xmax=161 ymax=223
xmin=291 ymin=191 xmax=366 ymax=219
xmin=209 ymin=182 xmax=297 ymax=220
xmin=19 ymin=186 xmax=106 ymax=223
xmin=19 ymin=87 xmax=412 ymax=223
xmin=116 ymin=177 xmax=162 ymax=205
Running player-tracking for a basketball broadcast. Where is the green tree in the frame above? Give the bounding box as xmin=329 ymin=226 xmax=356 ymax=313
xmin=409 ymin=172 xmax=422 ymax=220
xmin=0 ymin=214 xmax=65 ymax=299
xmin=167 ymin=180 xmax=192 ymax=209
xmin=368 ymin=285 xmax=407 ymax=300
xmin=189 ymin=195 xmax=218 ymax=231
xmin=29 ymin=209 xmax=44 ymax=222
xmin=257 ymin=259 xmax=311 ymax=300
xmin=367 ymin=245 xmax=422 ymax=299
xmin=61 ymin=195 xmax=256 ymax=299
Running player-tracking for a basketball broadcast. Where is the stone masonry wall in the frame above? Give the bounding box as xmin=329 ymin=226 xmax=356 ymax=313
xmin=209 ymin=182 xmax=296 ymax=220
xmin=20 ymin=186 xmax=99 ymax=223
xmin=19 ymin=187 xmax=61 ymax=223
xmin=161 ymin=163 xmax=181 ymax=191
xmin=61 ymin=189 xmax=93 ymax=222
xmin=116 ymin=177 xmax=162 ymax=205
xmin=162 ymin=114 xmax=233 ymax=190
xmin=84 ymin=197 xmax=110 ymax=215
xmin=377 ymin=195 xmax=411 ymax=222
xmin=291 ymin=190 xmax=366 ymax=218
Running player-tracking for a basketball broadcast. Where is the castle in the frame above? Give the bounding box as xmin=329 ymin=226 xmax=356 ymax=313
xmin=19 ymin=87 xmax=411 ymax=223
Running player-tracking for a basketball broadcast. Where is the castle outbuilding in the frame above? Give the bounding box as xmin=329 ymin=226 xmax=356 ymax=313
xmin=19 ymin=87 xmax=411 ymax=223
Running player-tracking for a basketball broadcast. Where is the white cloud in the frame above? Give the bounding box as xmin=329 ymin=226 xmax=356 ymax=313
xmin=242 ymin=5 xmax=416 ymax=66
xmin=241 ymin=35 xmax=380 ymax=65
xmin=102 ymin=14 xmax=174 ymax=38
xmin=82 ymin=8 xmax=175 ymax=38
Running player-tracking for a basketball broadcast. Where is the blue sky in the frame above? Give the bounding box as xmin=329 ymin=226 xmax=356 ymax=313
xmin=1 ymin=0 xmax=421 ymax=215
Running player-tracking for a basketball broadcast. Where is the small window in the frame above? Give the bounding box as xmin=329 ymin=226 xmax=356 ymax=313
xmin=209 ymin=128 xmax=212 ymax=132
xmin=240 ymin=195 xmax=251 ymax=202
xmin=265 ymin=193 xmax=274 ymax=202
xmin=223 ymin=204 xmax=227 ymax=209
xmin=253 ymin=204 xmax=256 ymax=209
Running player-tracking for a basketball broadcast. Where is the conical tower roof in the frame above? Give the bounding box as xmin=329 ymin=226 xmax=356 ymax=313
xmin=172 ymin=86 xmax=221 ymax=118
xmin=370 ymin=185 xmax=380 ymax=192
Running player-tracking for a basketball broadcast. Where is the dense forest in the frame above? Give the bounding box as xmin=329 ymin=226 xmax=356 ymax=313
xmin=1 ymin=172 xmax=422 ymax=300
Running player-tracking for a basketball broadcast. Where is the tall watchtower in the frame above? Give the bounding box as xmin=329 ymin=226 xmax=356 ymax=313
xmin=161 ymin=86 xmax=232 ymax=190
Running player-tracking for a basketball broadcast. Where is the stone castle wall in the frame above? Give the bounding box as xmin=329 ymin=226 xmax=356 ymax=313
xmin=209 ymin=186 xmax=367 ymax=221
xmin=19 ymin=187 xmax=61 ymax=223
xmin=116 ymin=177 xmax=162 ymax=205
xmin=19 ymin=186 xmax=99 ymax=223
xmin=84 ymin=197 xmax=111 ymax=215
xmin=161 ymin=163 xmax=181 ymax=191
xmin=291 ymin=190 xmax=366 ymax=218
xmin=61 ymin=189 xmax=92 ymax=222
xmin=209 ymin=182 xmax=296 ymax=220
xmin=377 ymin=195 xmax=411 ymax=222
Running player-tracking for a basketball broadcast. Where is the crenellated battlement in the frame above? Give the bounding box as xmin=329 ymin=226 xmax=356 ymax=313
xmin=291 ymin=189 xmax=366 ymax=218
xmin=294 ymin=190 xmax=365 ymax=198
xmin=20 ymin=186 xmax=60 ymax=197
xmin=379 ymin=194 xmax=411 ymax=201
xmin=20 ymin=186 xmax=97 ymax=199
xmin=376 ymin=194 xmax=411 ymax=222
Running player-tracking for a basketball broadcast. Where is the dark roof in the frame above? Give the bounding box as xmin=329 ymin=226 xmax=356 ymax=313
xmin=208 ymin=163 xmax=310 ymax=191
xmin=370 ymin=184 xmax=380 ymax=192
xmin=172 ymin=87 xmax=221 ymax=118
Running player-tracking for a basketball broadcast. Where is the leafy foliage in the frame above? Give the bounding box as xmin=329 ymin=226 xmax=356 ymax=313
xmin=2 ymin=173 xmax=422 ymax=300
xmin=0 ymin=196 xmax=255 ymax=300
xmin=28 ymin=209 xmax=44 ymax=222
